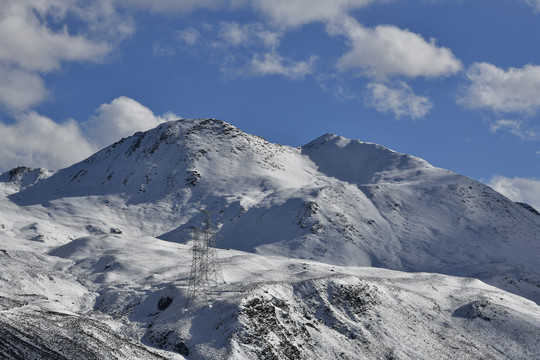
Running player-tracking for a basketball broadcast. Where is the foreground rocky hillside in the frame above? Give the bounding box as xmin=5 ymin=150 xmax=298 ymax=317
xmin=0 ymin=235 xmax=538 ymax=359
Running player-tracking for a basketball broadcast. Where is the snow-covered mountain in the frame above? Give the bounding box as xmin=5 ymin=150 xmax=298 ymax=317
xmin=1 ymin=118 xmax=539 ymax=359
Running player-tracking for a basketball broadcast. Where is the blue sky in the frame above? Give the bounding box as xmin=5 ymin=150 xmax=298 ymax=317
xmin=1 ymin=0 xmax=540 ymax=208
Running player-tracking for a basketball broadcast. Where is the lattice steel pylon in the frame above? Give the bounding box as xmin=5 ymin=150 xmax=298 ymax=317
xmin=185 ymin=210 xmax=224 ymax=308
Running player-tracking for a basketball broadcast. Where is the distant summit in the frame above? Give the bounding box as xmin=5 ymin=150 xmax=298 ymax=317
xmin=301 ymin=133 xmax=431 ymax=185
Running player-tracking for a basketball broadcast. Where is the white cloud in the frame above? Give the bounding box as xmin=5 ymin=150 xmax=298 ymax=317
xmin=177 ymin=22 xmax=313 ymax=80
xmin=0 ymin=65 xmax=47 ymax=110
xmin=177 ymin=22 xmax=281 ymax=50
xmin=0 ymin=3 xmax=111 ymax=73
xmin=333 ymin=85 xmax=358 ymax=102
xmin=250 ymin=0 xmax=380 ymax=28
xmin=0 ymin=97 xmax=180 ymax=171
xmin=327 ymin=16 xmax=462 ymax=79
xmin=85 ymin=96 xmax=180 ymax=148
xmin=114 ymin=0 xmax=230 ymax=13
xmin=489 ymin=119 xmax=539 ymax=140
xmin=459 ymin=62 xmax=540 ymax=114
xmin=246 ymin=52 xmax=317 ymax=79
xmin=219 ymin=22 xmax=253 ymax=46
xmin=72 ymin=1 xmax=135 ymax=41
xmin=488 ymin=175 xmax=540 ymax=211
xmin=0 ymin=112 xmax=97 ymax=171
xmin=365 ymin=82 xmax=433 ymax=119
xmin=114 ymin=0 xmax=384 ymax=27
xmin=218 ymin=22 xmax=281 ymax=49
xmin=177 ymin=27 xmax=202 ymax=45
xmin=0 ymin=0 xmax=133 ymax=110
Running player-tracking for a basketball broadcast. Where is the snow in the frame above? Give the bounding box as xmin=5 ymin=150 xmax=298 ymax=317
xmin=3 ymin=232 xmax=538 ymax=359
xmin=0 ymin=118 xmax=539 ymax=358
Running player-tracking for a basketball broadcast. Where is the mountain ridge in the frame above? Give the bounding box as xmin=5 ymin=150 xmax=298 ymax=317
xmin=3 ymin=118 xmax=539 ymax=304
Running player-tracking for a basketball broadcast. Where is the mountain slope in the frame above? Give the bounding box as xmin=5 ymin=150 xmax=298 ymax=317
xmin=4 ymin=118 xmax=540 ymax=304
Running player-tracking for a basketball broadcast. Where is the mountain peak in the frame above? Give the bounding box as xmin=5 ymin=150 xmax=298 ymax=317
xmin=302 ymin=132 xmax=431 ymax=185
xmin=0 ymin=166 xmax=51 ymax=193
xmin=304 ymin=133 xmax=351 ymax=148
xmin=10 ymin=118 xmax=285 ymax=205
xmin=104 ymin=118 xmax=247 ymax=159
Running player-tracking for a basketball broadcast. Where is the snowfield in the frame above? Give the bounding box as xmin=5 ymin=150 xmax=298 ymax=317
xmin=0 ymin=118 xmax=539 ymax=359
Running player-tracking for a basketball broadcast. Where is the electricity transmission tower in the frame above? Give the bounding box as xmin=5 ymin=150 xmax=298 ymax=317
xmin=185 ymin=210 xmax=224 ymax=308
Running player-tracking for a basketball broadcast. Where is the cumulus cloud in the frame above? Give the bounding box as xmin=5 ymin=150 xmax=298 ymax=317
xmin=327 ymin=16 xmax=462 ymax=79
xmin=0 ymin=65 xmax=47 ymax=110
xmin=365 ymin=82 xmax=433 ymax=119
xmin=488 ymin=175 xmax=540 ymax=211
xmin=0 ymin=4 xmax=111 ymax=72
xmin=0 ymin=0 xmax=133 ymax=110
xmin=458 ymin=62 xmax=540 ymax=114
xmin=246 ymin=52 xmax=317 ymax=79
xmin=0 ymin=97 xmax=180 ymax=171
xmin=250 ymin=0 xmax=379 ymax=28
xmin=324 ymin=16 xmax=459 ymax=119
xmin=85 ymin=96 xmax=180 ymax=148
xmin=0 ymin=112 xmax=97 ymax=171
